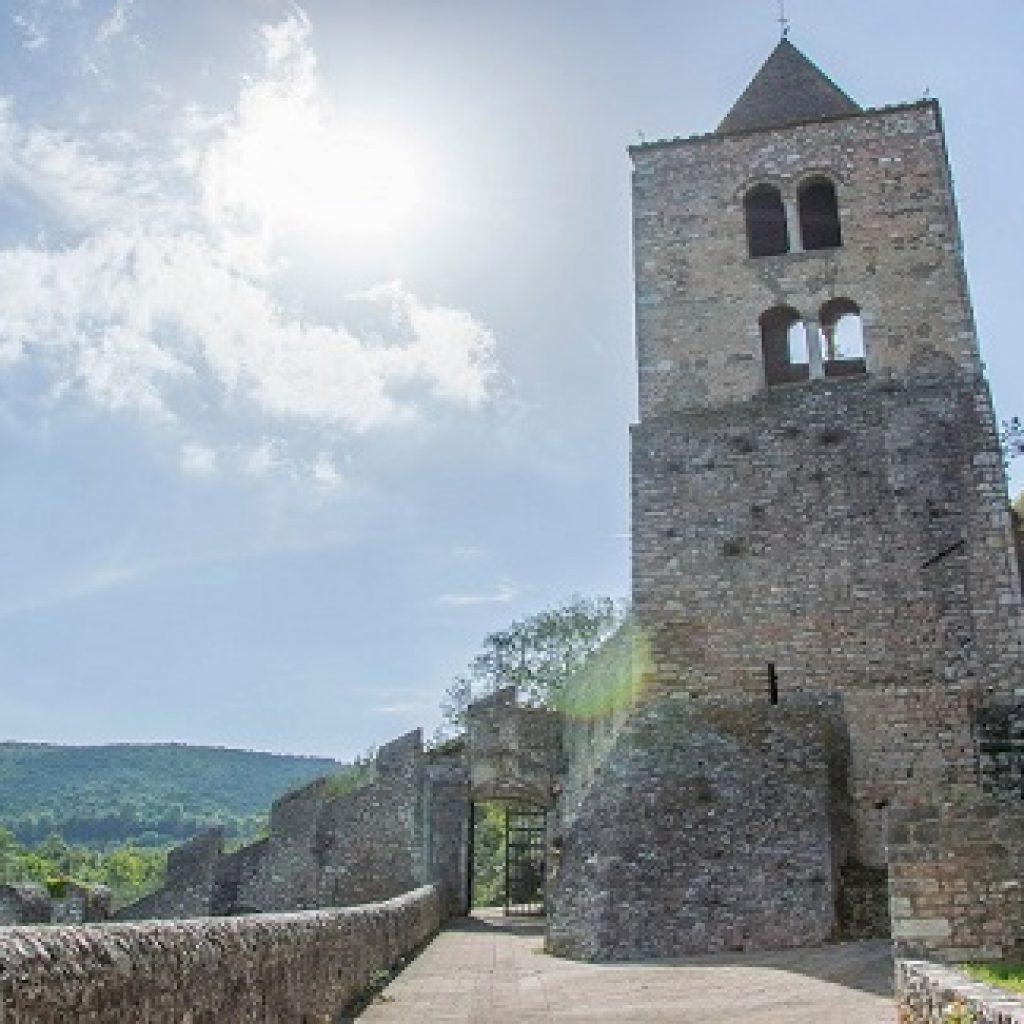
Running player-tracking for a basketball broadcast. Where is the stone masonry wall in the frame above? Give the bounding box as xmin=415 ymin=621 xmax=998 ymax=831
xmin=122 ymin=828 xmax=226 ymax=920
xmin=888 ymin=792 xmax=1024 ymax=961
xmin=1 ymin=883 xmax=111 ymax=926
xmin=0 ymin=885 xmax=51 ymax=926
xmin=0 ymin=885 xmax=439 ymax=1023
xmin=547 ymin=693 xmax=848 ymax=961
xmin=310 ymin=732 xmax=424 ymax=911
xmin=421 ymin=749 xmax=470 ymax=919
xmin=632 ymin=377 xmax=1024 ymax=865
xmin=631 ymin=102 xmax=979 ymax=417
xmin=119 ymin=729 xmax=470 ymax=921
xmin=896 ymin=960 xmax=1024 ymax=1023
xmin=467 ymin=687 xmax=560 ymax=808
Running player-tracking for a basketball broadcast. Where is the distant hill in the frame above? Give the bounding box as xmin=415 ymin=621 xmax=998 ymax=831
xmin=0 ymin=742 xmax=346 ymax=849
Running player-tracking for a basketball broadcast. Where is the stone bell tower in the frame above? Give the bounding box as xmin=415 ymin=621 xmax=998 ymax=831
xmin=629 ymin=39 xmax=1024 ymax=866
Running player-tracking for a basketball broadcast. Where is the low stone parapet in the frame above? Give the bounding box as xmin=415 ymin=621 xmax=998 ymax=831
xmin=897 ymin=960 xmax=1024 ymax=1023
xmin=0 ymin=885 xmax=439 ymax=1022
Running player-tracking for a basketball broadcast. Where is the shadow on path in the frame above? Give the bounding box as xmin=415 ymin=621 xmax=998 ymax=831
xmin=356 ymin=911 xmax=894 ymax=1022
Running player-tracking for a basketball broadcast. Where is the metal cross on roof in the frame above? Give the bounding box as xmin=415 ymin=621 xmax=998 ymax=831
xmin=777 ymin=0 xmax=790 ymax=38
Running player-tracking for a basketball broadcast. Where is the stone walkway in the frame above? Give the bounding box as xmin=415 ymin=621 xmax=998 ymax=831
xmin=355 ymin=912 xmax=895 ymax=1022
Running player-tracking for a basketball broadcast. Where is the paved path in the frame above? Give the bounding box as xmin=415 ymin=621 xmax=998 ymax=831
xmin=356 ymin=912 xmax=895 ymax=1022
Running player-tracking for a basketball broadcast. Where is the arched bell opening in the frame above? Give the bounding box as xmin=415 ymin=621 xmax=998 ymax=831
xmin=820 ymin=298 xmax=866 ymax=378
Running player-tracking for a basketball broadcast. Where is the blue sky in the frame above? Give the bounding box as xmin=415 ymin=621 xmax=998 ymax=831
xmin=1 ymin=1 xmax=1021 ymax=758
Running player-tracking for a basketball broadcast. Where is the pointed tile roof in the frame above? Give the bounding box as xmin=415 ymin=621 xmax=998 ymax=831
xmin=717 ymin=38 xmax=861 ymax=135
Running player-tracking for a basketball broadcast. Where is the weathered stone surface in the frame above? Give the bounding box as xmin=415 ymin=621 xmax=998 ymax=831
xmin=547 ymin=694 xmax=848 ymax=960
xmin=119 ymin=731 xmax=471 ymax=923
xmin=888 ymin=793 xmax=1024 ymax=962
xmin=0 ymin=884 xmax=51 ymax=926
xmin=0 ymin=885 xmax=439 ymax=1023
xmin=629 ymin=73 xmax=1024 ymax=978
xmin=0 ymin=882 xmax=109 ymax=926
xmin=632 ymin=377 xmax=1021 ymax=866
xmin=897 ymin=960 xmax=1024 ymax=1023
xmin=467 ymin=686 xmax=560 ymax=808
xmin=631 ymin=102 xmax=982 ymax=416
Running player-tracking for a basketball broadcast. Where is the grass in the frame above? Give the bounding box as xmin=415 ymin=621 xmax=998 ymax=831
xmin=960 ymin=963 xmax=1024 ymax=995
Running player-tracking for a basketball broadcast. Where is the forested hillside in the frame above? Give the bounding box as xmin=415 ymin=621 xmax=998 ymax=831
xmin=0 ymin=742 xmax=345 ymax=848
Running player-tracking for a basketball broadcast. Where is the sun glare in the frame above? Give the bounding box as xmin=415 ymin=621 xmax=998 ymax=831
xmin=218 ymin=109 xmax=423 ymax=241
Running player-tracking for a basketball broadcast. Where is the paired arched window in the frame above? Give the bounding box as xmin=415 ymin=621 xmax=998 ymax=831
xmin=760 ymin=305 xmax=809 ymax=385
xmin=798 ymin=178 xmax=842 ymax=250
xmin=745 ymin=177 xmax=842 ymax=258
xmin=744 ymin=185 xmax=789 ymax=258
xmin=761 ymin=298 xmax=866 ymax=386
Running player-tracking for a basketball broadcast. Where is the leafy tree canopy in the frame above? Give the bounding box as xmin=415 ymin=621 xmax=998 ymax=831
xmin=0 ymin=743 xmax=344 ymax=849
xmin=0 ymin=827 xmax=166 ymax=908
xmin=438 ymin=595 xmax=626 ymax=733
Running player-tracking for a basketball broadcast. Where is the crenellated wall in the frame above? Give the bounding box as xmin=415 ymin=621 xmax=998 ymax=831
xmin=0 ymin=886 xmax=439 ymax=1024
xmin=118 ymin=730 xmax=470 ymax=923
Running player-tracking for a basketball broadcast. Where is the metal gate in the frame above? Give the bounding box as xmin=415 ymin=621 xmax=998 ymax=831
xmin=504 ymin=805 xmax=546 ymax=916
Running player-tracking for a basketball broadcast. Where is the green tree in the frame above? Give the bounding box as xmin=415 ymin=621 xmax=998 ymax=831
xmin=471 ymin=803 xmax=506 ymax=907
xmin=439 ymin=595 xmax=625 ymax=732
xmin=0 ymin=830 xmax=166 ymax=907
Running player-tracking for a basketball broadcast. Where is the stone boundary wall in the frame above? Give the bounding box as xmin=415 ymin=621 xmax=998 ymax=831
xmin=897 ymin=960 xmax=1024 ymax=1023
xmin=0 ymin=885 xmax=439 ymax=1023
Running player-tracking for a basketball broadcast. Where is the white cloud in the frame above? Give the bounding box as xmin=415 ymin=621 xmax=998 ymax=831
xmin=436 ymin=579 xmax=520 ymax=608
xmin=96 ymin=0 xmax=133 ymax=44
xmin=0 ymin=562 xmax=139 ymax=619
xmin=0 ymin=10 xmax=500 ymax=480
xmin=200 ymin=11 xmax=421 ymax=243
xmin=310 ymin=452 xmax=341 ymax=489
xmin=180 ymin=443 xmax=217 ymax=476
xmin=12 ymin=11 xmax=48 ymax=51
xmin=370 ymin=701 xmax=426 ymax=716
xmin=243 ymin=440 xmax=284 ymax=478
